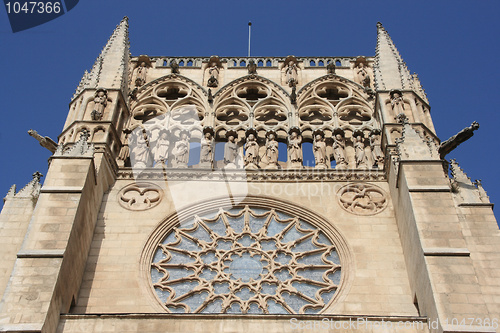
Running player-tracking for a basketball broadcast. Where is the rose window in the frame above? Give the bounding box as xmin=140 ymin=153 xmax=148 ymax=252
xmin=149 ymin=205 xmax=343 ymax=314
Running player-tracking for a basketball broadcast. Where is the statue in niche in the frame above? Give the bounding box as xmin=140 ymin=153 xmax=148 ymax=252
xmin=438 ymin=121 xmax=480 ymax=159
xmin=332 ymin=130 xmax=348 ymax=169
xmin=131 ymin=129 xmax=151 ymax=169
xmin=265 ymin=131 xmax=279 ymax=169
xmin=313 ymin=131 xmax=327 ymax=169
xmin=172 ymin=131 xmax=190 ymax=168
xmin=224 ymin=130 xmax=239 ymax=168
xmin=354 ymin=134 xmax=368 ymax=169
xmin=285 ymin=61 xmax=298 ymax=87
xmin=152 ymin=129 xmax=170 ymax=167
xmin=247 ymin=60 xmax=257 ymax=74
xmin=290 ymin=86 xmax=297 ymax=104
xmin=207 ymin=88 xmax=214 ymax=103
xmin=135 ymin=62 xmax=148 ymax=87
xmin=118 ymin=133 xmax=130 ymax=166
xmin=354 ymin=62 xmax=371 ymax=88
xmin=170 ymin=60 xmax=180 ymax=74
xmin=207 ymin=62 xmax=219 ymax=87
xmin=200 ymin=128 xmax=215 ymax=167
xmin=327 ymin=61 xmax=336 ymax=74
xmin=244 ymin=131 xmax=259 ymax=169
xmin=369 ymin=130 xmax=384 ymax=167
xmin=390 ymin=90 xmax=405 ymax=116
xmin=91 ymin=89 xmax=111 ymax=121
xmin=288 ymin=128 xmax=302 ymax=168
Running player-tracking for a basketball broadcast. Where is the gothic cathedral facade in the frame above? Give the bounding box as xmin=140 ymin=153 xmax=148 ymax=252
xmin=1 ymin=18 xmax=499 ymax=333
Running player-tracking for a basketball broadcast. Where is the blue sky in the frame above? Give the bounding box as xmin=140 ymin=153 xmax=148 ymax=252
xmin=0 ymin=0 xmax=499 ymax=217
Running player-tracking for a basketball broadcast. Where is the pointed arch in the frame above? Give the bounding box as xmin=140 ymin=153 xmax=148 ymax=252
xmin=213 ymin=75 xmax=293 ymax=140
xmin=129 ymin=74 xmax=210 ymax=135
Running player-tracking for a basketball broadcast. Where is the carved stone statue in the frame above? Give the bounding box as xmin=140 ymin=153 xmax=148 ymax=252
xmin=244 ymin=132 xmax=259 ymax=169
xmin=288 ymin=129 xmax=302 ymax=168
xmin=172 ymin=131 xmax=190 ymax=168
xmin=170 ymin=60 xmax=180 ymax=74
xmin=327 ymin=61 xmax=336 ymax=74
xmin=131 ymin=130 xmax=151 ymax=169
xmin=265 ymin=132 xmax=279 ymax=169
xmin=135 ymin=62 xmax=148 ymax=86
xmin=313 ymin=132 xmax=327 ymax=169
xmin=438 ymin=121 xmax=480 ymax=159
xmin=224 ymin=131 xmax=239 ymax=168
xmin=285 ymin=61 xmax=298 ymax=87
xmin=355 ymin=62 xmax=371 ymax=88
xmin=152 ymin=130 xmax=170 ymax=167
xmin=354 ymin=134 xmax=368 ymax=169
xmin=118 ymin=132 xmax=130 ymax=167
xmin=247 ymin=60 xmax=257 ymax=74
xmin=208 ymin=88 xmax=214 ymax=103
xmin=290 ymin=86 xmax=297 ymax=104
xmin=207 ymin=63 xmax=219 ymax=87
xmin=92 ymin=89 xmax=110 ymax=120
xmin=369 ymin=131 xmax=384 ymax=167
xmin=332 ymin=131 xmax=347 ymax=169
xmin=390 ymin=90 xmax=405 ymax=116
xmin=200 ymin=128 xmax=214 ymax=167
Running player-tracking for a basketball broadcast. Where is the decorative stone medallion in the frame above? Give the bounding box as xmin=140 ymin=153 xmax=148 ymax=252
xmin=337 ymin=183 xmax=387 ymax=215
xmin=118 ymin=182 xmax=163 ymax=211
xmin=145 ymin=199 xmax=350 ymax=315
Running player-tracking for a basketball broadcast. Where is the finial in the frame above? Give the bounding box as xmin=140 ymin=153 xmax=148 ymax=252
xmin=396 ymin=113 xmax=409 ymax=125
xmin=32 ymin=172 xmax=43 ymax=182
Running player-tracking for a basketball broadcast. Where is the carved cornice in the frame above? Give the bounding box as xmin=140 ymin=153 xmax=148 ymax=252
xmin=117 ymin=168 xmax=386 ymax=182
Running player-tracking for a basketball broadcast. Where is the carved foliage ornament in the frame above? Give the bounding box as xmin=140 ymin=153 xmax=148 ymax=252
xmin=337 ymin=183 xmax=387 ymax=215
xmin=149 ymin=205 xmax=344 ymax=314
xmin=118 ymin=182 xmax=163 ymax=211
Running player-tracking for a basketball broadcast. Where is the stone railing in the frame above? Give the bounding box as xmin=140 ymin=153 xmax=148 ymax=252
xmin=149 ymin=57 xmax=366 ymax=69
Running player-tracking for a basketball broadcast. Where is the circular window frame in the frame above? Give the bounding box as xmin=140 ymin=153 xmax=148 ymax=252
xmin=140 ymin=195 xmax=353 ymax=315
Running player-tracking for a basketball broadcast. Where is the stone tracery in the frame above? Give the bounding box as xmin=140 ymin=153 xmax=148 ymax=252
xmin=122 ymin=69 xmax=384 ymax=170
xmin=118 ymin=182 xmax=162 ymax=211
xmin=149 ymin=205 xmax=343 ymax=314
xmin=337 ymin=183 xmax=387 ymax=215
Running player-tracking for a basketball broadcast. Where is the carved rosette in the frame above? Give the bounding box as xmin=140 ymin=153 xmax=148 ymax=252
xmin=146 ymin=201 xmax=350 ymax=314
xmin=118 ymin=182 xmax=163 ymax=211
xmin=337 ymin=183 xmax=387 ymax=215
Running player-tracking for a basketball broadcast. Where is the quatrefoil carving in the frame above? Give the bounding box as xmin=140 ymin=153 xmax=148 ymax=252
xmin=118 ymin=182 xmax=163 ymax=211
xmin=337 ymin=183 xmax=387 ymax=215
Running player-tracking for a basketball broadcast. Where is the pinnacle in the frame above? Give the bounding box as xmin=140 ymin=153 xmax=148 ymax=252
xmin=374 ymin=23 xmax=415 ymax=91
xmin=71 ymin=17 xmax=130 ymax=102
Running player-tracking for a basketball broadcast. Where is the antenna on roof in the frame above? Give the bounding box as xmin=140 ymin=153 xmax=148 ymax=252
xmin=248 ymin=21 xmax=252 ymax=57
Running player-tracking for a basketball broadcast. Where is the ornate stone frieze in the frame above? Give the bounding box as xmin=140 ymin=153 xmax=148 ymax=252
xmin=117 ymin=168 xmax=386 ymax=182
